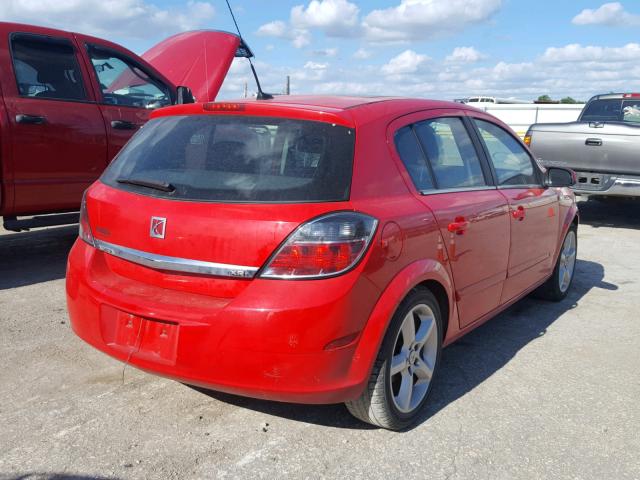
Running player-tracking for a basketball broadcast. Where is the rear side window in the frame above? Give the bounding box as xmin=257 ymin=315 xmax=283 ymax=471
xmin=394 ymin=126 xmax=434 ymax=191
xmin=414 ymin=118 xmax=486 ymax=189
xmin=102 ymin=115 xmax=355 ymax=203
xmin=474 ymin=119 xmax=538 ymax=186
xmin=11 ymin=34 xmax=87 ymax=101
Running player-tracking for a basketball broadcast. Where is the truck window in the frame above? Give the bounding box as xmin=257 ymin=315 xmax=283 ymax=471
xmin=622 ymin=101 xmax=640 ymax=123
xmin=581 ymin=98 xmax=640 ymax=123
xmin=87 ymin=45 xmax=171 ymax=110
xmin=474 ymin=119 xmax=539 ymax=186
xmin=11 ymin=34 xmax=87 ymax=101
xmin=580 ymin=99 xmax=622 ymax=122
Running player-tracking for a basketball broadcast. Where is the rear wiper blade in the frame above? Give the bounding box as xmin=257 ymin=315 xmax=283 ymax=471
xmin=116 ymin=177 xmax=175 ymax=192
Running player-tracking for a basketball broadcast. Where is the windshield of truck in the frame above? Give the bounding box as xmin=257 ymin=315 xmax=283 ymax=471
xmin=581 ymin=99 xmax=640 ymax=123
xmin=101 ymin=115 xmax=355 ymax=203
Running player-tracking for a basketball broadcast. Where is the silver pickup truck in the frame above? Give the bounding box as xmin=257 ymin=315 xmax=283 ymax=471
xmin=525 ymin=93 xmax=640 ymax=197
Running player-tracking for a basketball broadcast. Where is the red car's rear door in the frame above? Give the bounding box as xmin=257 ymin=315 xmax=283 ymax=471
xmin=0 ymin=28 xmax=107 ymax=215
xmin=390 ymin=110 xmax=510 ymax=329
xmin=469 ymin=115 xmax=560 ymax=303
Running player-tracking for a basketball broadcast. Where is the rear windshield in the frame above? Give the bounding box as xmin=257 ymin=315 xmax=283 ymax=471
xmin=580 ymin=99 xmax=640 ymax=123
xmin=101 ymin=115 xmax=355 ymax=202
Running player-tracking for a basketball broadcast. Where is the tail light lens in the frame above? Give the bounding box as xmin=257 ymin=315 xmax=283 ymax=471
xmin=261 ymin=212 xmax=378 ymax=279
xmin=524 ymin=132 xmax=532 ymax=146
xmin=79 ymin=192 xmax=95 ymax=247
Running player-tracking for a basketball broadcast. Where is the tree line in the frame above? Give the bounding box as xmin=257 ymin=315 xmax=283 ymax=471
xmin=535 ymin=95 xmax=583 ymax=104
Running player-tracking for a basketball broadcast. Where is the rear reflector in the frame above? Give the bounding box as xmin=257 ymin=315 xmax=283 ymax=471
xmin=261 ymin=212 xmax=378 ymax=279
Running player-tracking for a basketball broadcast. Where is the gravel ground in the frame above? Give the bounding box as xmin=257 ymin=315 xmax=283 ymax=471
xmin=1 ymin=198 xmax=639 ymax=480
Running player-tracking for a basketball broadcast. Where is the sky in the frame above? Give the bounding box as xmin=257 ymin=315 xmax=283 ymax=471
xmin=1 ymin=0 xmax=640 ymax=101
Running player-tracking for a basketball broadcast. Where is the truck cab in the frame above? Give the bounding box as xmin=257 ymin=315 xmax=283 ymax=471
xmin=0 ymin=22 xmax=242 ymax=230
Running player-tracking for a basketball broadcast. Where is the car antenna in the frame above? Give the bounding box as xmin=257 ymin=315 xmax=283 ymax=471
xmin=225 ymin=0 xmax=273 ymax=100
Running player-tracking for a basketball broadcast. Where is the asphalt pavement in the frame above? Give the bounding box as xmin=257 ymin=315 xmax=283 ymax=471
xmin=1 ymin=198 xmax=639 ymax=480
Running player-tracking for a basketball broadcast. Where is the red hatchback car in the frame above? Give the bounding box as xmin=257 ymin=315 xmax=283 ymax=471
xmin=67 ymin=96 xmax=578 ymax=430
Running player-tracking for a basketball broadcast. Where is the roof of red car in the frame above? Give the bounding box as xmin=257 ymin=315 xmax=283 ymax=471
xmin=154 ymin=95 xmax=469 ymax=128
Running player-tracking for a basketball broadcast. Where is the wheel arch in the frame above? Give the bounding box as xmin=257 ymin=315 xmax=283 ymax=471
xmin=415 ymin=279 xmax=450 ymax=341
xmin=554 ymin=202 xmax=579 ymax=262
xmin=345 ymin=259 xmax=456 ymax=396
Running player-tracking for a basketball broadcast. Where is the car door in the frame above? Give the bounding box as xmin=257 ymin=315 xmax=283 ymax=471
xmin=391 ymin=110 xmax=510 ymax=329
xmin=81 ymin=42 xmax=175 ymax=161
xmin=1 ymin=31 xmax=107 ymax=214
xmin=470 ymin=115 xmax=560 ymax=303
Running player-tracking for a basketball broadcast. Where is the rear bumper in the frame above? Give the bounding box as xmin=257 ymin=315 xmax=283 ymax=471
xmin=66 ymin=239 xmax=382 ymax=404
xmin=573 ymin=171 xmax=640 ymax=197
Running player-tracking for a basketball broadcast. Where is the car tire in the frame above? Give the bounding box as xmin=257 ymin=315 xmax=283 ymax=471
xmin=345 ymin=287 xmax=442 ymax=430
xmin=535 ymin=225 xmax=577 ymax=301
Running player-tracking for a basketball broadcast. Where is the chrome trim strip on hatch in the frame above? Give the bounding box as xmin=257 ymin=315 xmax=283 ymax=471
xmin=94 ymin=239 xmax=259 ymax=278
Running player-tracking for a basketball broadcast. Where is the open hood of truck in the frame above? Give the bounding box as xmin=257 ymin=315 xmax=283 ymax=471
xmin=143 ymin=30 xmax=250 ymax=103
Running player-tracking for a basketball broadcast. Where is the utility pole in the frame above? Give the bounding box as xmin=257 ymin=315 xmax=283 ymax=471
xmin=285 ymin=75 xmax=290 ymax=95
xmin=243 ymin=82 xmax=248 ymax=98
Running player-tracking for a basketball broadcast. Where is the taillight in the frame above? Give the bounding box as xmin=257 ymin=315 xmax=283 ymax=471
xmin=261 ymin=212 xmax=378 ymax=279
xmin=524 ymin=133 xmax=532 ymax=147
xmin=79 ymin=192 xmax=95 ymax=247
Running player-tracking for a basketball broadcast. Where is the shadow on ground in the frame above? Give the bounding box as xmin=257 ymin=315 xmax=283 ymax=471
xmin=0 ymin=226 xmax=77 ymax=289
xmin=578 ymin=197 xmax=640 ymax=229
xmin=193 ymin=258 xmax=615 ymax=431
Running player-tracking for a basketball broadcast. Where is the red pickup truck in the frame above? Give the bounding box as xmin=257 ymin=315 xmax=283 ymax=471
xmin=0 ymin=22 xmax=243 ymax=231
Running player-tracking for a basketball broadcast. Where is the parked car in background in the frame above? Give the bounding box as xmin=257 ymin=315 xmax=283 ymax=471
xmin=460 ymin=96 xmax=532 ymax=105
xmin=67 ymin=96 xmax=579 ymax=429
xmin=525 ymin=93 xmax=640 ymax=198
xmin=0 ymin=22 xmax=245 ymax=231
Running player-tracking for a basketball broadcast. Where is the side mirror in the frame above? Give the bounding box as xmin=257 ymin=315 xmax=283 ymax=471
xmin=545 ymin=167 xmax=576 ymax=187
xmin=176 ymin=86 xmax=195 ymax=105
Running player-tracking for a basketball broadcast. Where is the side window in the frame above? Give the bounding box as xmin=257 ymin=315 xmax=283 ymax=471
xmin=622 ymin=101 xmax=640 ymax=123
xmin=11 ymin=35 xmax=87 ymax=101
xmin=474 ymin=119 xmax=539 ymax=186
xmin=88 ymin=46 xmax=171 ymax=109
xmin=394 ymin=126 xmax=434 ymax=191
xmin=414 ymin=117 xmax=487 ymax=189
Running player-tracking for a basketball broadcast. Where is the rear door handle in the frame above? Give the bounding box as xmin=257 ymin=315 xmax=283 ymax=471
xmin=447 ymin=216 xmax=469 ymax=235
xmin=111 ymin=120 xmax=137 ymax=130
xmin=512 ymin=205 xmax=526 ymax=221
xmin=585 ymin=138 xmax=602 ymax=146
xmin=16 ymin=114 xmax=46 ymax=125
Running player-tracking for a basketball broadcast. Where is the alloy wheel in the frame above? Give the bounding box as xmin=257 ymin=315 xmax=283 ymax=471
xmin=389 ymin=304 xmax=439 ymax=413
xmin=559 ymin=230 xmax=577 ymax=293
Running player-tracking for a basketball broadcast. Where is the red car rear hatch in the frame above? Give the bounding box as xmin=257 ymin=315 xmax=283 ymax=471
xmin=84 ymin=109 xmax=358 ymax=299
xmin=143 ymin=30 xmax=247 ymax=102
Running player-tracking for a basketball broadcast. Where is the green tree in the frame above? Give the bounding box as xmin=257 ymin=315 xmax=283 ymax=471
xmin=537 ymin=95 xmax=553 ymax=103
xmin=560 ymin=97 xmax=579 ymax=104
